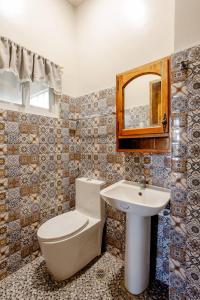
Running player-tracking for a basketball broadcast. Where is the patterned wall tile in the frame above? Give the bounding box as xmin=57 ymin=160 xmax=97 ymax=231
xmin=0 ymin=95 xmax=75 ymax=280
xmin=170 ymin=44 xmax=200 ymax=300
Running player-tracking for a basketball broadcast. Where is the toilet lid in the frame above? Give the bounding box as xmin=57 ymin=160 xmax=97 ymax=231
xmin=37 ymin=211 xmax=89 ymax=241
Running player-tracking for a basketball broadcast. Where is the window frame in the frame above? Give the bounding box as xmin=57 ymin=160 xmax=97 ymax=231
xmin=0 ymin=72 xmax=59 ymax=117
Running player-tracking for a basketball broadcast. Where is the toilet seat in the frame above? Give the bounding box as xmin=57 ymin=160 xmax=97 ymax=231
xmin=37 ymin=210 xmax=89 ymax=242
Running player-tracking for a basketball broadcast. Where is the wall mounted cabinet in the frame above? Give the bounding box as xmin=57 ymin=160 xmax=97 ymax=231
xmin=116 ymin=57 xmax=170 ymax=153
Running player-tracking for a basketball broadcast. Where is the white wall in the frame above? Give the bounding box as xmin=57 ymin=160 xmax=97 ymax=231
xmin=175 ymin=0 xmax=200 ymax=51
xmin=0 ymin=0 xmax=77 ymax=96
xmin=75 ymin=0 xmax=175 ymax=96
xmin=0 ymin=0 xmax=176 ymax=97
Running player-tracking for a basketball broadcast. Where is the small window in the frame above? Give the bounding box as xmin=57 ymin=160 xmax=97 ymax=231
xmin=0 ymin=71 xmax=22 ymax=104
xmin=0 ymin=72 xmax=57 ymax=116
xmin=30 ymin=82 xmax=51 ymax=110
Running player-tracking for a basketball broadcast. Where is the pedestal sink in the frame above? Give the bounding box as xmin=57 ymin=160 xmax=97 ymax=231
xmin=100 ymin=180 xmax=170 ymax=295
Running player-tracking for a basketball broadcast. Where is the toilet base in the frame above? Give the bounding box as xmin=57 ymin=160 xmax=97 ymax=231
xmin=39 ymin=218 xmax=103 ymax=281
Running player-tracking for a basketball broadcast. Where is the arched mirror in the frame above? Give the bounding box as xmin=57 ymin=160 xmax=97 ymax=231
xmin=116 ymin=57 xmax=170 ymax=138
xmin=124 ymin=74 xmax=162 ymax=129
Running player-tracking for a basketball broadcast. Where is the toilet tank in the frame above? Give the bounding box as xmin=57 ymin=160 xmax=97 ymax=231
xmin=75 ymin=178 xmax=105 ymax=220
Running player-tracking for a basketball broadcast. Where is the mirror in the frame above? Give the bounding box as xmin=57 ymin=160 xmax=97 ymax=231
xmin=124 ymin=74 xmax=162 ymax=129
xmin=116 ymin=57 xmax=170 ymax=139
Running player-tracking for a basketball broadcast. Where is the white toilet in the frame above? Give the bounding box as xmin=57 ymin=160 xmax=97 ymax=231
xmin=37 ymin=177 xmax=105 ymax=281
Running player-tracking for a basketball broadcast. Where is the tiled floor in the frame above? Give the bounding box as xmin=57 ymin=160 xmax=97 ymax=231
xmin=0 ymin=252 xmax=168 ymax=300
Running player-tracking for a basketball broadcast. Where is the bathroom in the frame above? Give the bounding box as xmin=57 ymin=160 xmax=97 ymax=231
xmin=0 ymin=0 xmax=199 ymax=299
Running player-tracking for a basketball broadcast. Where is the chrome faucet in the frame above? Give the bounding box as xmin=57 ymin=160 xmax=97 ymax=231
xmin=138 ymin=175 xmax=148 ymax=189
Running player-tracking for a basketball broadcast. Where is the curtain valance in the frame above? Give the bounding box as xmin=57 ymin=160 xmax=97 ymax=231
xmin=0 ymin=36 xmax=62 ymax=95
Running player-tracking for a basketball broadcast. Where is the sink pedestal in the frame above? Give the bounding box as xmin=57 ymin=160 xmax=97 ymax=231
xmin=125 ymin=214 xmax=151 ymax=295
xmin=100 ymin=180 xmax=170 ymax=295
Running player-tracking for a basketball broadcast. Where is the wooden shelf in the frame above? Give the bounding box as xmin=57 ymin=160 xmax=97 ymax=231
xmin=117 ymin=136 xmax=171 ymax=153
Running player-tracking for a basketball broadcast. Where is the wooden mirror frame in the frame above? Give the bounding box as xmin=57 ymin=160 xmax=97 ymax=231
xmin=116 ymin=57 xmax=170 ymax=138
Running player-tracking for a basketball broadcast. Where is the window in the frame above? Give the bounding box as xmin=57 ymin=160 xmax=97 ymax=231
xmin=30 ymin=82 xmax=53 ymax=110
xmin=0 ymin=71 xmax=58 ymax=116
xmin=0 ymin=71 xmax=22 ymax=105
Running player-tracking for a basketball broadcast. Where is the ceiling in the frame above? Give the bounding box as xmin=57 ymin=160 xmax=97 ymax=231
xmin=67 ymin=0 xmax=85 ymax=7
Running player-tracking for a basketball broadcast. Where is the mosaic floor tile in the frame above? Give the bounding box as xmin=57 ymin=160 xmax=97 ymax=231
xmin=0 ymin=252 xmax=168 ymax=300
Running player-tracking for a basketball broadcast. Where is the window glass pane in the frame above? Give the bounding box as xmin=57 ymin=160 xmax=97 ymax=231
xmin=0 ymin=71 xmax=22 ymax=104
xmin=30 ymin=82 xmax=50 ymax=110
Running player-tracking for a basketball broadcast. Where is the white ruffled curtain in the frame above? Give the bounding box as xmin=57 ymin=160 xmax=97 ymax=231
xmin=0 ymin=36 xmax=62 ymax=95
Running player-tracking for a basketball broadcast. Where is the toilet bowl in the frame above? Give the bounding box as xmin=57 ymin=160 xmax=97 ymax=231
xmin=37 ymin=177 xmax=105 ymax=281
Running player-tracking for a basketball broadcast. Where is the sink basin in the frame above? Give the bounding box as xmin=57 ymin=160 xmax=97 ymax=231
xmin=100 ymin=180 xmax=170 ymax=295
xmin=100 ymin=180 xmax=170 ymax=216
